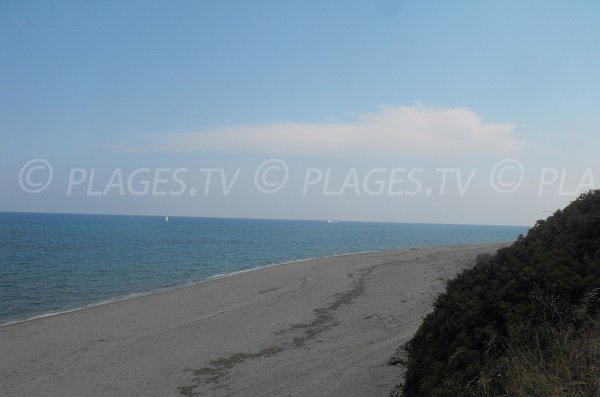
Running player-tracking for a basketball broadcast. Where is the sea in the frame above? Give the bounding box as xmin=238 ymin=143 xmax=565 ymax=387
xmin=0 ymin=212 xmax=528 ymax=326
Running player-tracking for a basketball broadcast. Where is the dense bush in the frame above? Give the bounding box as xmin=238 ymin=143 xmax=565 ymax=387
xmin=398 ymin=190 xmax=600 ymax=396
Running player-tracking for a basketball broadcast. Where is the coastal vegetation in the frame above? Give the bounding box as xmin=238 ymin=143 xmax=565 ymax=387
xmin=393 ymin=190 xmax=600 ymax=396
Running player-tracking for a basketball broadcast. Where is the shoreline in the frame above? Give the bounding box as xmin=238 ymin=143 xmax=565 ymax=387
xmin=0 ymin=242 xmax=508 ymax=397
xmin=0 ymin=249 xmax=386 ymax=328
xmin=0 ymin=243 xmax=504 ymax=328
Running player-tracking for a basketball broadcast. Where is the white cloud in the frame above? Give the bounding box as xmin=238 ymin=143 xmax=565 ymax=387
xmin=126 ymin=105 xmax=523 ymax=157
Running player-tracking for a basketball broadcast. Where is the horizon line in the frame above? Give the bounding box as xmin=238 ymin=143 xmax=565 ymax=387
xmin=0 ymin=210 xmax=531 ymax=228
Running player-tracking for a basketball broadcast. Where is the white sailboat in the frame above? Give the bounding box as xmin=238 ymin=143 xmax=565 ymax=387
xmin=165 ymin=215 xmax=170 ymax=222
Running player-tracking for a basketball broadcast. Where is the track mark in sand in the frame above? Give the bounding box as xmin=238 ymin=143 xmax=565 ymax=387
xmin=177 ymin=265 xmax=376 ymax=396
xmin=279 ymin=276 xmax=307 ymax=297
xmin=298 ymin=277 xmax=308 ymax=289
xmin=258 ymin=286 xmax=281 ymax=294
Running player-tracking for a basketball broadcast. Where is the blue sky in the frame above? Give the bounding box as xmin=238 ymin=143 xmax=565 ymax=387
xmin=2 ymin=1 xmax=600 ymax=225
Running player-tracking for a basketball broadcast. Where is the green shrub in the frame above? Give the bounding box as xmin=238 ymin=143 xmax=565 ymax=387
xmin=398 ymin=190 xmax=600 ymax=396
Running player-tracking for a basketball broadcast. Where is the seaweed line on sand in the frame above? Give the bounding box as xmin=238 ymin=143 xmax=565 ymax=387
xmin=177 ymin=265 xmax=376 ymax=396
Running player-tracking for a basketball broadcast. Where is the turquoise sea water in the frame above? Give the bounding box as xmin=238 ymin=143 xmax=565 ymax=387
xmin=0 ymin=212 xmax=528 ymax=325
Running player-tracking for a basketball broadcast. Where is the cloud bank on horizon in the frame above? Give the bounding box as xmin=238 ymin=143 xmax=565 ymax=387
xmin=123 ymin=105 xmax=524 ymax=158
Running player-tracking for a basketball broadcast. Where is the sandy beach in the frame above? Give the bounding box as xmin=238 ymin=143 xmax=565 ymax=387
xmin=0 ymin=243 xmax=505 ymax=397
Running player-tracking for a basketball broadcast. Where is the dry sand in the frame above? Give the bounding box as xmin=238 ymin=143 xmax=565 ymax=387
xmin=0 ymin=243 xmax=506 ymax=397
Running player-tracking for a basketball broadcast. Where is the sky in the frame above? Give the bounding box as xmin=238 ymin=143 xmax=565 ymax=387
xmin=2 ymin=0 xmax=600 ymax=225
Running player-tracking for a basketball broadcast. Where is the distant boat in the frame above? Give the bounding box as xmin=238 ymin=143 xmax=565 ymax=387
xmin=165 ymin=215 xmax=170 ymax=222
xmin=326 ymin=220 xmax=338 ymax=224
